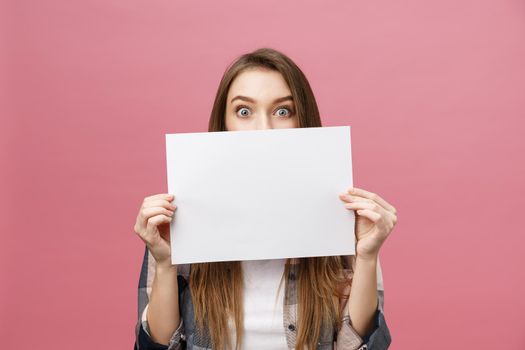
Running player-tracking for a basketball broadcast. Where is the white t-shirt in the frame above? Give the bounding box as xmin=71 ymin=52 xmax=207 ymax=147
xmin=233 ymin=258 xmax=289 ymax=349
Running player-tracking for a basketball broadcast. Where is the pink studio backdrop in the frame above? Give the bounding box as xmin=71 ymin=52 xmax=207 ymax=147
xmin=2 ymin=0 xmax=524 ymax=348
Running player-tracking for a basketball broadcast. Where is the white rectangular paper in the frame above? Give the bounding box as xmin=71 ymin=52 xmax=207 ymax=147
xmin=166 ymin=125 xmax=355 ymax=264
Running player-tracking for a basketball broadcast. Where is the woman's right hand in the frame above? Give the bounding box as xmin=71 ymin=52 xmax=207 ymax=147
xmin=134 ymin=193 xmax=177 ymax=267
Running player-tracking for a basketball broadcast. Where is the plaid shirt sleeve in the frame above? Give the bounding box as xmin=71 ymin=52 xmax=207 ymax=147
xmin=134 ymin=246 xmax=185 ymax=350
xmin=336 ymin=255 xmax=392 ymax=350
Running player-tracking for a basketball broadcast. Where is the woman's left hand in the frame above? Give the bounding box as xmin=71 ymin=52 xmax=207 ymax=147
xmin=338 ymin=187 xmax=398 ymax=260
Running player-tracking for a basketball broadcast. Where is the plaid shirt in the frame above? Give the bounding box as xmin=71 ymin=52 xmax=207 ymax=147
xmin=134 ymin=247 xmax=391 ymax=349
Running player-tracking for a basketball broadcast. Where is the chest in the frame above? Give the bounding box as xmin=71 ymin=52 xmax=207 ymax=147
xmin=178 ymin=260 xmax=336 ymax=350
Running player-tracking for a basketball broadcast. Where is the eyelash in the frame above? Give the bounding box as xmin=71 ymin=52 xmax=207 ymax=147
xmin=235 ymin=104 xmax=295 ymax=117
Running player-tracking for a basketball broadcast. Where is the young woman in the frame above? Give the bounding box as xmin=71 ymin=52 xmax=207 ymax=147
xmin=133 ymin=48 xmax=397 ymax=350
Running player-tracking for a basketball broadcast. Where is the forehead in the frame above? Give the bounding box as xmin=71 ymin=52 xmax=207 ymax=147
xmin=227 ymin=68 xmax=292 ymax=102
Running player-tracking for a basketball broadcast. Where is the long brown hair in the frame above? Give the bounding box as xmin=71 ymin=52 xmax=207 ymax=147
xmin=190 ymin=47 xmax=351 ymax=350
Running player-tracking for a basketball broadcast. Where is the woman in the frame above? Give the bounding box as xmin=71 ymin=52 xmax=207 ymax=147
xmin=133 ymin=48 xmax=396 ymax=350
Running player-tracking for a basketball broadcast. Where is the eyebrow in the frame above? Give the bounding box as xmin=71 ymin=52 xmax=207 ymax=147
xmin=230 ymin=95 xmax=293 ymax=104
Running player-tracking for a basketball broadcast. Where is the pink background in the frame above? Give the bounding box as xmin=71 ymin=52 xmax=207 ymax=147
xmin=2 ymin=0 xmax=524 ymax=348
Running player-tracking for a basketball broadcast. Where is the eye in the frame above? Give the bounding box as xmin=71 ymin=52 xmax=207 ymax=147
xmin=275 ymin=106 xmax=293 ymax=118
xmin=235 ymin=105 xmax=251 ymax=118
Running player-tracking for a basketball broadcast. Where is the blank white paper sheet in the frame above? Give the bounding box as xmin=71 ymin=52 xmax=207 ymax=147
xmin=165 ymin=125 xmax=355 ymax=264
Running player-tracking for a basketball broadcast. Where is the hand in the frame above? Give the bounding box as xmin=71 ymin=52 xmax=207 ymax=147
xmin=338 ymin=187 xmax=397 ymax=260
xmin=134 ymin=193 xmax=177 ymax=267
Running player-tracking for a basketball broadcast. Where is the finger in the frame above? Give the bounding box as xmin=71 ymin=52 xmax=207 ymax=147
xmin=357 ymin=209 xmax=395 ymax=235
xmin=135 ymin=214 xmax=172 ymax=243
xmin=343 ymin=201 xmax=375 ymax=211
xmin=344 ymin=187 xmax=396 ymax=214
xmin=344 ymin=200 xmax=397 ymax=225
xmin=142 ymin=199 xmax=177 ymax=211
xmin=339 ymin=193 xmax=376 ymax=205
xmin=355 ymin=208 xmax=381 ymax=223
xmin=140 ymin=207 xmax=175 ymax=223
xmin=145 ymin=214 xmax=172 ymax=233
xmin=144 ymin=193 xmax=175 ymax=203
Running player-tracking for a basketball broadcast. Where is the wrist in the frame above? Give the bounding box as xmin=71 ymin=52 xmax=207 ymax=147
xmin=155 ymin=261 xmax=178 ymax=275
xmin=356 ymin=253 xmax=378 ymax=265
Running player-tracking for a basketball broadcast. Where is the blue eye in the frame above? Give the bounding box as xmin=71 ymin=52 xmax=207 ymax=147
xmin=275 ymin=107 xmax=292 ymax=117
xmin=236 ymin=106 xmax=251 ymax=117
